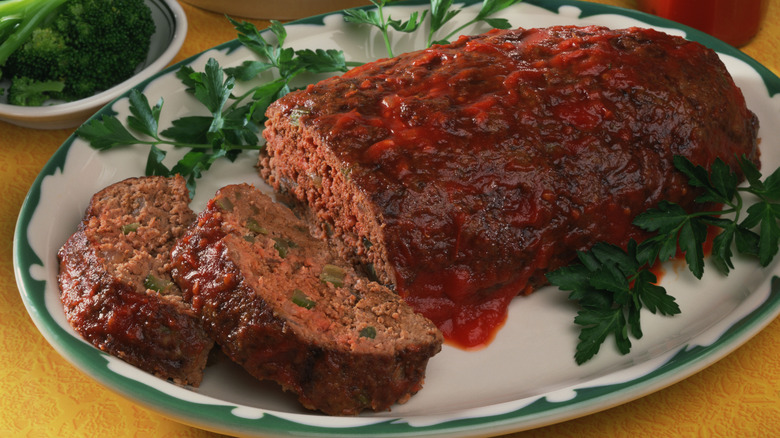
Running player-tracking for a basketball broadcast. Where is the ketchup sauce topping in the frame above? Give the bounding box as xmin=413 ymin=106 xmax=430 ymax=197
xmin=276 ymin=26 xmax=758 ymax=348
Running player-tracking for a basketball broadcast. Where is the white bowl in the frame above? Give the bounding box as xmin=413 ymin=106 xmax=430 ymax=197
xmin=181 ymin=0 xmax=369 ymax=20
xmin=0 ymin=0 xmax=187 ymax=130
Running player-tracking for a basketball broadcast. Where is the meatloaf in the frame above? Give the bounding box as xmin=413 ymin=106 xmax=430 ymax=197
xmin=57 ymin=175 xmax=213 ymax=386
xmin=170 ymin=184 xmax=442 ymax=415
xmin=260 ymin=25 xmax=760 ymax=347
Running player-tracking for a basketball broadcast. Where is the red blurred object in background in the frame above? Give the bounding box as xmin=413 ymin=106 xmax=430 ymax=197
xmin=637 ymin=0 xmax=768 ymax=47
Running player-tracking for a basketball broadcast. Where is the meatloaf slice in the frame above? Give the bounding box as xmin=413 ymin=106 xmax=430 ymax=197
xmin=58 ymin=175 xmax=213 ymax=386
xmin=170 ymin=184 xmax=442 ymax=415
xmin=260 ymin=25 xmax=760 ymax=347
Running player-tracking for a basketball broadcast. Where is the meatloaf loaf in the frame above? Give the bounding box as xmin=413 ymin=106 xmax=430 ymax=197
xmin=260 ymin=25 xmax=760 ymax=347
xmin=170 ymin=184 xmax=442 ymax=415
xmin=57 ymin=175 xmax=213 ymax=386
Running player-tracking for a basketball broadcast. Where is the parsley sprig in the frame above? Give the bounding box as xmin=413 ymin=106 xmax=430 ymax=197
xmin=428 ymin=0 xmax=520 ymax=46
xmin=343 ymin=0 xmax=521 ymax=57
xmin=76 ymin=59 xmax=256 ymax=193
xmin=547 ymin=155 xmax=780 ymax=364
xmin=77 ymin=1 xmax=521 ymax=194
xmin=343 ymin=0 xmax=427 ymax=58
xmin=225 ymin=19 xmax=354 ymax=98
xmin=76 ymin=19 xmax=351 ymax=195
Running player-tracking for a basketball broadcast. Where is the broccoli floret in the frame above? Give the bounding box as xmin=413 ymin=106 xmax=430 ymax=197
xmin=0 ymin=0 xmax=155 ymax=105
xmin=7 ymin=76 xmax=64 ymax=106
xmin=5 ymin=27 xmax=67 ymax=81
xmin=0 ymin=0 xmax=70 ymax=72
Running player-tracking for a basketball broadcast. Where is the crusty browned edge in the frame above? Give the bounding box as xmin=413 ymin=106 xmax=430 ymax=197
xmin=170 ymin=184 xmax=442 ymax=415
xmin=258 ymin=29 xmax=764 ymax=340
xmin=260 ymin=119 xmax=396 ymax=287
xmin=57 ymin=175 xmax=213 ymax=387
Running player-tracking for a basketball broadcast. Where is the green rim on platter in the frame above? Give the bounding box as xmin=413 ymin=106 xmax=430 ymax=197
xmin=14 ymin=1 xmax=780 ymax=436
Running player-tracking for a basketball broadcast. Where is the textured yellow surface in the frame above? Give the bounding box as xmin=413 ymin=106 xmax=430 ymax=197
xmin=1 ymin=1 xmax=779 ymax=437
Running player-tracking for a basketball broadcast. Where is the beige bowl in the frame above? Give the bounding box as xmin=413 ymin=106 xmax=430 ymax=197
xmin=181 ymin=0 xmax=370 ymax=20
xmin=0 ymin=0 xmax=187 ymax=130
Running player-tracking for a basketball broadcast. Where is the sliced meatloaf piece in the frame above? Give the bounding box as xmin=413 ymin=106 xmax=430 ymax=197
xmin=170 ymin=184 xmax=442 ymax=415
xmin=260 ymin=25 xmax=760 ymax=348
xmin=58 ymin=175 xmax=213 ymax=386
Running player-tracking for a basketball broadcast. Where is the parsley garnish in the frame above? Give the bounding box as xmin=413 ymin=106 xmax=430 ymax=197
xmin=225 ymin=18 xmax=353 ymax=96
xmin=428 ymin=0 xmax=520 ymax=46
xmin=343 ymin=0 xmax=428 ymax=58
xmin=76 ymin=58 xmax=255 ymax=195
xmin=77 ymin=3 xmax=520 ymax=194
xmin=76 ymin=19 xmax=351 ymax=196
xmin=547 ymin=155 xmax=780 ymax=364
xmin=343 ymin=0 xmax=521 ymax=57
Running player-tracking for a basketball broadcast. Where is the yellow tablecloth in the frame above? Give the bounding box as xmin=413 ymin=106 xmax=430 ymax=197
xmin=2 ymin=1 xmax=778 ymax=436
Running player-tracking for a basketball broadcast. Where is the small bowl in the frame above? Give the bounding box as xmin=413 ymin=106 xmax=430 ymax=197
xmin=181 ymin=0 xmax=369 ymax=20
xmin=0 ymin=0 xmax=187 ymax=130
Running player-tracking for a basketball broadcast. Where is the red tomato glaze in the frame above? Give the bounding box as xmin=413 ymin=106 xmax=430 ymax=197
xmin=270 ymin=26 xmax=759 ymax=348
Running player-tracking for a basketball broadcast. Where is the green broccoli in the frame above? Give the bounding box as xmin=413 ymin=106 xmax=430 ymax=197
xmin=7 ymin=76 xmax=64 ymax=105
xmin=0 ymin=0 xmax=155 ymax=105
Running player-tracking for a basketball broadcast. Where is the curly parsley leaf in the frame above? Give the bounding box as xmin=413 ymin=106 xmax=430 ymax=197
xmin=230 ymin=18 xmax=289 ymax=72
xmin=573 ymin=306 xmax=628 ymax=365
xmin=145 ymin=144 xmax=169 ymax=176
xmin=229 ymin=17 xmax=345 ymax=82
xmin=77 ymin=57 xmax=259 ymax=196
xmin=548 ymin=241 xmax=680 ymax=364
xmin=76 ymin=89 xmax=163 ymax=151
xmin=77 ymin=110 xmax=146 ymax=150
xmin=741 ymin=201 xmax=780 ymax=265
xmin=673 ymin=155 xmax=737 ymax=204
xmin=736 ymin=158 xmax=780 ymax=265
xmin=126 ymin=90 xmax=162 ymax=139
xmin=548 ymin=155 xmax=778 ymax=365
xmin=295 ymin=48 xmax=352 ymax=73
xmin=476 ymin=0 xmax=520 ymax=27
xmin=226 ymin=17 xmax=351 ymax=118
xmin=77 ymin=18 xmax=353 ymax=196
xmin=343 ymin=0 xmax=428 ymax=57
xmin=428 ymin=0 xmax=461 ymax=46
xmin=433 ymin=0 xmax=523 ymax=45
xmin=344 ymin=0 xmax=522 ymax=56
